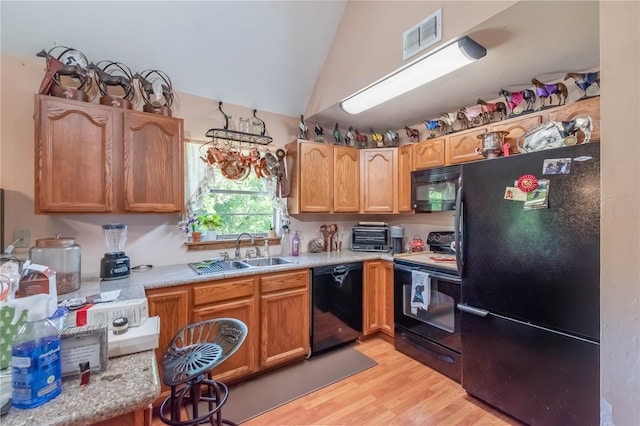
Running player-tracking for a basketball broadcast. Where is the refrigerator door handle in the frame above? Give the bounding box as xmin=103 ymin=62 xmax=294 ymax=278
xmin=454 ymin=182 xmax=464 ymax=273
xmin=457 ymin=303 xmax=489 ymax=317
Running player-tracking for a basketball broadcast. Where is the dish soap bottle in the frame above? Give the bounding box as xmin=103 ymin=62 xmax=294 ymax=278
xmin=292 ymin=230 xmax=301 ymax=256
xmin=11 ymin=293 xmax=62 ymax=409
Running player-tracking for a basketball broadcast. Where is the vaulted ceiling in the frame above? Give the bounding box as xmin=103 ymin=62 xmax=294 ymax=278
xmin=1 ymin=1 xmax=599 ymax=131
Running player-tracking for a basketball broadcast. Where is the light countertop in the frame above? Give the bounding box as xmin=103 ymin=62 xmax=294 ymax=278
xmin=1 ymin=350 xmax=160 ymax=426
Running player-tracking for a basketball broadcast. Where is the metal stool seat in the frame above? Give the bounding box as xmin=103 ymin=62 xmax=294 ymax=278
xmin=158 ymin=318 xmax=247 ymax=426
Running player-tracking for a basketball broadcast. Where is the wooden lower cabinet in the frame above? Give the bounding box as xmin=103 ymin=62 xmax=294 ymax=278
xmin=363 ymin=260 xmax=394 ymax=337
xmin=146 ymin=286 xmax=190 ymax=394
xmin=259 ymin=270 xmax=310 ymax=368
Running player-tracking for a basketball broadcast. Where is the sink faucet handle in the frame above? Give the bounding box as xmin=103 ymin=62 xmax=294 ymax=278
xmin=245 ymin=248 xmax=257 ymax=259
xmin=219 ymin=251 xmax=230 ymax=261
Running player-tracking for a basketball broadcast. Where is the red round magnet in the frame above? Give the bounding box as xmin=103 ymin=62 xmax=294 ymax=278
xmin=517 ymin=174 xmax=538 ymax=192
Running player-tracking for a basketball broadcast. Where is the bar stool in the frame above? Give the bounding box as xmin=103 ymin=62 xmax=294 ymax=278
xmin=158 ymin=318 xmax=247 ymax=426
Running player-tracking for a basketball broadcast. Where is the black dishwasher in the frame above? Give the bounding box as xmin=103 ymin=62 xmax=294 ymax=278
xmin=311 ymin=262 xmax=363 ymax=355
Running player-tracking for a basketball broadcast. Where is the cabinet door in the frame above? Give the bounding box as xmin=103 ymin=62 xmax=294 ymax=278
xmin=398 ymin=145 xmax=413 ymax=213
xmin=259 ymin=270 xmax=310 ymax=368
xmin=361 ymin=148 xmax=397 ymax=213
xmin=35 ymin=96 xmax=115 ymax=213
xmin=299 ymin=141 xmax=333 ymax=212
xmin=445 ymin=127 xmax=488 ymax=165
xmin=549 ymin=96 xmax=600 ymax=143
xmin=122 ymin=112 xmax=184 ymax=212
xmin=363 ymin=261 xmax=383 ymax=335
xmin=412 ymin=138 xmax=446 ymax=170
xmin=192 ymin=297 xmax=259 ymax=382
xmin=146 ymin=286 xmax=190 ymax=394
xmin=333 ymin=146 xmax=360 ymax=212
xmin=492 ymin=115 xmax=542 ymax=155
xmin=363 ymin=260 xmax=394 ymax=337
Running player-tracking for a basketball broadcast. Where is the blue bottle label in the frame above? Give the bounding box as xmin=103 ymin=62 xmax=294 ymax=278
xmin=12 ymin=336 xmax=62 ymax=409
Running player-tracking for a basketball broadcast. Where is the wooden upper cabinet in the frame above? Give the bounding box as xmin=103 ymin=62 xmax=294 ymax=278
xmin=34 ymin=95 xmax=184 ymax=214
xmin=35 ymin=96 xmax=115 ymax=213
xmin=549 ymin=96 xmax=600 ymax=143
xmin=445 ymin=127 xmax=488 ymax=165
xmin=361 ymin=148 xmax=397 ymax=213
xmin=123 ymin=112 xmax=184 ymax=212
xmin=413 ymin=138 xmax=446 ymax=170
xmin=398 ymin=145 xmax=413 ymax=213
xmin=288 ymin=140 xmax=333 ymax=213
xmin=333 ymin=146 xmax=360 ymax=213
xmin=491 ymin=114 xmax=542 ymax=155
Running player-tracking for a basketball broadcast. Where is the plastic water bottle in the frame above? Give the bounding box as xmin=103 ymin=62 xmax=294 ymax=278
xmin=280 ymin=226 xmax=291 ymax=256
xmin=11 ymin=294 xmax=62 ymax=409
xmin=292 ymin=231 xmax=301 ymax=257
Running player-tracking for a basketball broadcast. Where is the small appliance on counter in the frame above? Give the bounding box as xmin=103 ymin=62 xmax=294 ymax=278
xmin=351 ymin=222 xmax=389 ymax=252
xmin=100 ymin=224 xmax=130 ymax=280
xmin=390 ymin=226 xmax=404 ymax=254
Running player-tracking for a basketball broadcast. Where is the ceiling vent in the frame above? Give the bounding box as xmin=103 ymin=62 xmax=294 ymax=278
xmin=403 ymin=8 xmax=442 ymax=61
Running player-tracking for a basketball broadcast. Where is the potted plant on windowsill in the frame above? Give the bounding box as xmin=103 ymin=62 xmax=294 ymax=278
xmin=196 ymin=213 xmax=223 ymax=241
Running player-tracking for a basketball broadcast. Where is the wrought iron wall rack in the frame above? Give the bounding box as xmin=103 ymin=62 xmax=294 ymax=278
xmin=205 ymin=102 xmax=272 ymax=146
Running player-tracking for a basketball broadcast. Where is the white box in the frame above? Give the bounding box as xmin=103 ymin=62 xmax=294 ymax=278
xmin=87 ymin=298 xmax=149 ymax=328
xmin=107 ymin=316 xmax=160 ymax=358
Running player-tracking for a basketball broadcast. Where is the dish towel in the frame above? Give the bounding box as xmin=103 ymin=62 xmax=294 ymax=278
xmin=411 ymin=270 xmax=431 ymax=311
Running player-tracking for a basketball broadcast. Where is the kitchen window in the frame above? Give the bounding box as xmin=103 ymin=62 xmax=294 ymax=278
xmin=184 ymin=140 xmax=279 ymax=239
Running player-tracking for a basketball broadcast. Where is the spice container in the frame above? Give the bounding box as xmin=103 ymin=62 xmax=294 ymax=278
xmin=29 ymin=237 xmax=81 ymax=295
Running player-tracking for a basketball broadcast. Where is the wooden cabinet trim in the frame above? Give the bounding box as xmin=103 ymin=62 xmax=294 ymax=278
xmin=192 ymin=277 xmax=256 ymax=306
xmin=260 ymin=269 xmax=309 ymax=293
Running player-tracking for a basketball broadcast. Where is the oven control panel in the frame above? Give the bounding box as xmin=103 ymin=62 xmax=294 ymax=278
xmin=427 ymin=231 xmax=455 ymax=253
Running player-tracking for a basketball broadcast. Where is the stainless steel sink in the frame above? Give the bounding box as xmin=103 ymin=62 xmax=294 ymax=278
xmin=190 ymin=260 xmax=252 ymax=275
xmin=242 ymin=257 xmax=296 ymax=267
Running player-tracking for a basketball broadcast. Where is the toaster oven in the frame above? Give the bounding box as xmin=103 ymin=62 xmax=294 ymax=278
xmin=351 ymin=224 xmax=389 ymax=252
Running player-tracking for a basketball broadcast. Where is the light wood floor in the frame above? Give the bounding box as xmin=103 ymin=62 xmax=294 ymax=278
xmin=152 ymin=337 xmax=522 ymax=426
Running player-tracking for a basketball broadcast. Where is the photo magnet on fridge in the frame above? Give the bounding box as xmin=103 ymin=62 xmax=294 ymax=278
xmin=543 ymin=158 xmax=572 ymax=175
xmin=504 ymin=186 xmax=527 ymax=201
xmin=524 ymin=179 xmax=550 ymax=210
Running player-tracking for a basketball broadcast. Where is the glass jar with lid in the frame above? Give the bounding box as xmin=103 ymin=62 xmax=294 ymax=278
xmin=29 ymin=237 xmax=81 ymax=295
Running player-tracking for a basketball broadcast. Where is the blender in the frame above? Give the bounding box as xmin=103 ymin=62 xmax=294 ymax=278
xmin=100 ymin=224 xmax=130 ymax=280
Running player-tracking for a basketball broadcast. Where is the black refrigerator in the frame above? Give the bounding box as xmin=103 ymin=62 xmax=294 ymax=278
xmin=455 ymin=142 xmax=600 ymax=426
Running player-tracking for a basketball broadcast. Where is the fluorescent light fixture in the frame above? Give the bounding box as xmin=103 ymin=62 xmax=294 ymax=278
xmin=340 ymin=36 xmax=486 ymax=115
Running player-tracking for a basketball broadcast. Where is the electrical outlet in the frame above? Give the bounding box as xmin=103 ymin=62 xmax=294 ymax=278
xmin=13 ymin=229 xmax=31 ymax=248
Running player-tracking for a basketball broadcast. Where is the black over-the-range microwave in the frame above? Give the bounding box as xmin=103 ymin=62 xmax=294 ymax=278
xmin=411 ymin=165 xmax=461 ymax=213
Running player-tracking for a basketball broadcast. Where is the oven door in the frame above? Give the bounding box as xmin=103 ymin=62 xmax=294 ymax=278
xmin=411 ymin=165 xmax=461 ymax=212
xmin=393 ymin=263 xmax=461 ymax=353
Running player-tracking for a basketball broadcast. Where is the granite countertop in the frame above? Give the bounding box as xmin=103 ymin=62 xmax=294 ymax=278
xmin=2 ymin=350 xmax=160 ymax=426
xmin=73 ymin=251 xmax=395 ymax=292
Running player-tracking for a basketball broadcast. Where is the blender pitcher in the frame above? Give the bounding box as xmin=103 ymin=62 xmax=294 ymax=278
xmin=100 ymin=224 xmax=130 ymax=280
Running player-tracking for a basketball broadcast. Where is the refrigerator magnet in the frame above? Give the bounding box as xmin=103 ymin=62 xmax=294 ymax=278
xmin=524 ymin=179 xmax=550 ymax=210
xmin=543 ymin=158 xmax=572 ymax=175
xmin=517 ymin=174 xmax=538 ymax=192
xmin=504 ymin=187 xmax=527 ymax=201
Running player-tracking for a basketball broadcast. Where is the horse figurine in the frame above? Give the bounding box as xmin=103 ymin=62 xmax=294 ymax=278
xmin=531 ymin=78 xmax=568 ymax=107
xmin=405 ymin=126 xmax=420 ymax=142
xmin=439 ymin=112 xmax=457 ymax=133
xmin=314 ymin=121 xmax=324 ymax=142
xmin=456 ymin=108 xmax=474 ymax=130
xmin=564 ymin=72 xmax=600 ymax=97
xmin=498 ymin=89 xmax=537 ymax=114
xmin=559 ymin=115 xmax=594 ymax=144
xmin=421 ymin=120 xmax=444 ymax=139
xmin=370 ymin=128 xmax=384 ymax=147
xmin=88 ymin=63 xmax=134 ymax=100
xmin=344 ymin=126 xmax=354 ymax=146
xmin=298 ymin=115 xmax=308 ymax=139
xmin=477 ymin=98 xmax=508 ymax=122
xmin=355 ymin=129 xmax=368 ymax=148
xmin=333 ymin=123 xmax=341 ymax=143
xmin=134 ymin=72 xmax=174 ymax=108
xmin=385 ymin=129 xmax=399 ymax=146
xmin=459 ymin=105 xmax=485 ymax=125
xmin=36 ymin=49 xmax=91 ymax=92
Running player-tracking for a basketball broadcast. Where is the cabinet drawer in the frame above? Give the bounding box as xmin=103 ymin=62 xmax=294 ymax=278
xmin=192 ymin=277 xmax=255 ymax=306
xmin=260 ymin=270 xmax=309 ymax=293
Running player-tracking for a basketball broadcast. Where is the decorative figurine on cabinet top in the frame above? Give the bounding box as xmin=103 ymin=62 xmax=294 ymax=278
xmin=498 ymin=88 xmax=537 ymax=116
xmin=477 ymin=98 xmax=508 ymax=122
xmin=385 ymin=129 xmax=399 ymax=147
xmin=370 ymin=128 xmax=384 ymax=148
xmin=314 ymin=121 xmax=324 ymax=142
xmin=405 ymin=126 xmax=420 ymax=142
xmin=36 ymin=46 xmax=92 ymax=101
xmin=134 ymin=69 xmax=174 ymax=116
xmin=345 ymin=126 xmax=354 ymax=147
xmin=332 ymin=123 xmax=341 ymax=144
xmin=564 ymin=71 xmax=600 ymax=99
xmin=355 ymin=129 xmax=368 ymax=149
xmin=531 ymin=78 xmax=568 ymax=108
xmin=420 ymin=121 xmax=439 ymax=139
xmin=299 ymin=115 xmax=308 ymax=140
xmin=88 ymin=61 xmax=134 ymax=109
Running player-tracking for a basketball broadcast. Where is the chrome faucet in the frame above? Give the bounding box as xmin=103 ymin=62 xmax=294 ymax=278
xmin=235 ymin=232 xmax=260 ymax=259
